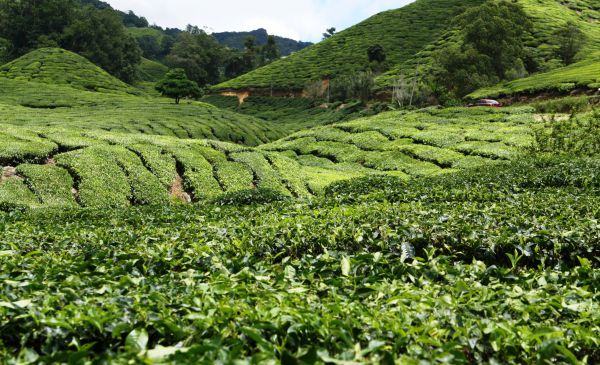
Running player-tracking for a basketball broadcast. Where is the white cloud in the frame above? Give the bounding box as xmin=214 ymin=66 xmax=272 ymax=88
xmin=104 ymin=0 xmax=414 ymax=42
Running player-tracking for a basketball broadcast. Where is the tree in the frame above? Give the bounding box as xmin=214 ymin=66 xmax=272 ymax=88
xmin=554 ymin=21 xmax=587 ymax=65
xmin=243 ymin=36 xmax=257 ymax=69
xmin=137 ymin=34 xmax=161 ymax=59
xmin=367 ymin=44 xmax=386 ymax=64
xmin=0 ymin=0 xmax=142 ymax=83
xmin=0 ymin=37 xmax=10 ymax=64
xmin=62 ymin=7 xmax=142 ymax=83
xmin=262 ymin=35 xmax=280 ymax=64
xmin=322 ymin=27 xmax=336 ymax=40
xmin=121 ymin=10 xmax=148 ymax=28
xmin=155 ymin=68 xmax=202 ymax=104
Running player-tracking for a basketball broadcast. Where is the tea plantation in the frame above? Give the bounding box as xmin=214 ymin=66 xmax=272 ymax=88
xmin=0 ymin=10 xmax=599 ymax=364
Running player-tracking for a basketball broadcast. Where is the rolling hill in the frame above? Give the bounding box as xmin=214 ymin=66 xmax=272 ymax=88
xmin=0 ymin=2 xmax=599 ymax=363
xmin=213 ymin=0 xmax=485 ymax=91
xmin=0 ymin=48 xmax=143 ymax=95
xmin=214 ymin=0 xmax=600 ymax=93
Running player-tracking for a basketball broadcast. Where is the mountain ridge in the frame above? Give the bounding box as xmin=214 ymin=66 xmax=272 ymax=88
xmin=212 ymin=28 xmax=312 ymax=56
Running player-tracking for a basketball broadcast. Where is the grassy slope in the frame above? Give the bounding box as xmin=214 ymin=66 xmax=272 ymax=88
xmin=0 ymin=48 xmax=143 ymax=95
xmin=213 ymin=0 xmax=484 ymax=91
xmin=134 ymin=57 xmax=169 ymax=95
xmin=376 ymin=0 xmax=600 ymax=88
xmin=137 ymin=58 xmax=168 ymax=83
xmin=0 ymin=106 xmax=540 ymax=210
xmin=468 ymin=55 xmax=600 ymax=99
xmin=127 ymin=26 xmax=165 ymax=44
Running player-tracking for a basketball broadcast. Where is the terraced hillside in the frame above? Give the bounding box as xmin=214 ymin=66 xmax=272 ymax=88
xmin=214 ymin=0 xmax=600 ymax=93
xmin=0 ymin=48 xmax=142 ymax=95
xmin=0 ymin=75 xmax=284 ymax=146
xmin=214 ymin=0 xmax=485 ymax=91
xmin=0 ymin=107 xmax=538 ymax=210
xmin=468 ymin=55 xmax=600 ymax=99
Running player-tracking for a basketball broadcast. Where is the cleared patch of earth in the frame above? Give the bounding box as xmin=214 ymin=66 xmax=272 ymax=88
xmin=1 ymin=166 xmax=18 ymax=183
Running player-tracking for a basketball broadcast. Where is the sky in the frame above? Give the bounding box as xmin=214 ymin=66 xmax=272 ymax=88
xmin=104 ymin=0 xmax=414 ymax=42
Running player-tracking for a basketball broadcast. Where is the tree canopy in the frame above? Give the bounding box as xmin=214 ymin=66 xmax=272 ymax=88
xmin=554 ymin=21 xmax=587 ymax=65
xmin=432 ymin=0 xmax=532 ymax=97
xmin=155 ymin=68 xmax=202 ymax=104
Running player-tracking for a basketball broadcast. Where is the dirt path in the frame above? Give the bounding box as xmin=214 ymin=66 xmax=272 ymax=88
xmin=170 ymin=175 xmax=191 ymax=203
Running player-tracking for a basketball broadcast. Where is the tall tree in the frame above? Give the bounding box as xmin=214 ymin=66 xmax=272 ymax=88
xmin=432 ymin=0 xmax=532 ymax=97
xmin=367 ymin=44 xmax=386 ymax=63
xmin=554 ymin=21 xmax=587 ymax=65
xmin=456 ymin=0 xmax=531 ymax=79
xmin=165 ymin=27 xmax=224 ymax=86
xmin=0 ymin=0 xmax=77 ymax=56
xmin=243 ymin=36 xmax=257 ymax=69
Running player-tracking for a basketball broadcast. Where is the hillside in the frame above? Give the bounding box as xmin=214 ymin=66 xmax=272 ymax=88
xmin=213 ymin=0 xmax=484 ymax=91
xmin=214 ymin=0 xmax=600 ymax=93
xmin=0 ymin=48 xmax=142 ymax=95
xmin=468 ymin=55 xmax=600 ymax=99
xmin=212 ymin=28 xmax=312 ymax=56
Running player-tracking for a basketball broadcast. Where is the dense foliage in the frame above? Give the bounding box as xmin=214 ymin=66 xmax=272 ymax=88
xmin=431 ymin=0 xmax=532 ymax=97
xmin=215 ymin=0 xmax=600 ymax=96
xmin=0 ymin=76 xmax=284 ymax=146
xmin=0 ymin=48 xmax=142 ymax=95
xmin=0 ymin=104 xmax=538 ymax=210
xmin=0 ymin=1 xmax=599 ymax=363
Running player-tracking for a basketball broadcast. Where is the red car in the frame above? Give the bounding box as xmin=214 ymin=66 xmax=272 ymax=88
xmin=471 ymin=99 xmax=502 ymax=107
